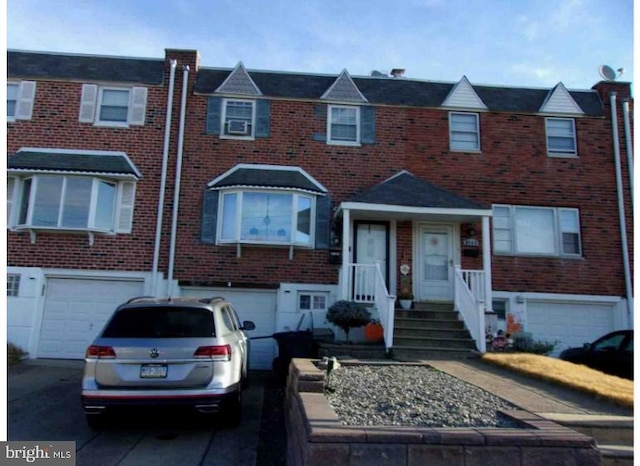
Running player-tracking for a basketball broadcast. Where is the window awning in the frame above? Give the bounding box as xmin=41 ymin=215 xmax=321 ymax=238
xmin=207 ymin=164 xmax=327 ymax=194
xmin=7 ymin=148 xmax=142 ymax=180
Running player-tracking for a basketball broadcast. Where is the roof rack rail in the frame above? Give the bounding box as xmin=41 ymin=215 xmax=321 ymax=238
xmin=125 ymin=295 xmax=158 ymax=304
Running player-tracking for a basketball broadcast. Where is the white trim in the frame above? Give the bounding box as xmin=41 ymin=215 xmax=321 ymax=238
xmin=327 ymin=104 xmax=361 ymax=146
xmin=449 ymin=111 xmax=481 ymax=152
xmin=14 ymin=147 xmax=143 ymax=179
xmin=513 ymin=291 xmax=623 ymax=304
xmin=442 ymin=76 xmax=488 ymax=110
xmin=340 ymin=201 xmax=493 ymax=218
xmin=220 ymin=97 xmax=256 ymax=140
xmin=207 ymin=163 xmax=328 ymax=193
xmin=215 ymin=61 xmax=263 ymax=96
xmin=321 ymin=69 xmax=368 ymax=103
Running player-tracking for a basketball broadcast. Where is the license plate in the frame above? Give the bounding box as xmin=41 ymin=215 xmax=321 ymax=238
xmin=140 ymin=364 xmax=168 ymax=378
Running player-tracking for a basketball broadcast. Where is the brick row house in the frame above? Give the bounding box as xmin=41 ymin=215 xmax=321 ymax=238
xmin=7 ymin=49 xmax=633 ymax=369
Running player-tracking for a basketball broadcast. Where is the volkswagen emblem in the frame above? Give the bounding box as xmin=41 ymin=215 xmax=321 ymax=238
xmin=149 ymin=348 xmax=160 ymax=359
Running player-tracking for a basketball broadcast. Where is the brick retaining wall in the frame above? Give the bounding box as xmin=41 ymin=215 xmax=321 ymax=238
xmin=285 ymin=358 xmax=602 ymax=466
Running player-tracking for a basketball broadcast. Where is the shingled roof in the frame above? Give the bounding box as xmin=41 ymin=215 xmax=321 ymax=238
xmin=347 ymin=171 xmax=487 ymax=210
xmin=8 ymin=50 xmax=165 ymax=85
xmin=195 ymin=67 xmax=605 ymax=117
xmin=8 ymin=149 xmax=141 ymax=179
xmin=208 ymin=165 xmax=326 ymax=194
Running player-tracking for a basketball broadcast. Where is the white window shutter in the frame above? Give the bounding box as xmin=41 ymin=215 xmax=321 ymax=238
xmin=79 ymin=84 xmax=98 ymax=123
xmin=7 ymin=177 xmax=16 ymax=226
xmin=116 ymin=182 xmax=136 ymax=233
xmin=129 ymin=87 xmax=147 ymax=125
xmin=16 ymin=81 xmax=36 ymax=120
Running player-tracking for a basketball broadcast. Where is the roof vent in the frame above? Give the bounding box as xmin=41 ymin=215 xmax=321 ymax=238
xmin=390 ymin=68 xmax=405 ymax=78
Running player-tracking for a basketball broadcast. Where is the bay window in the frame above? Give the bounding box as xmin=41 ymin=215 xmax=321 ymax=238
xmin=219 ymin=190 xmax=314 ymax=246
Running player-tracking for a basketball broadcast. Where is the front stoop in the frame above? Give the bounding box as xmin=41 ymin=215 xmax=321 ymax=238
xmin=286 ymin=359 xmax=603 ymax=466
xmin=392 ymin=302 xmax=477 ymax=360
xmin=541 ymin=414 xmax=634 ymax=466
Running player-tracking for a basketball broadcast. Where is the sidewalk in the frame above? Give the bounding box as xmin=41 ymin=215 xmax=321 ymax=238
xmin=425 ymin=359 xmax=633 ymax=417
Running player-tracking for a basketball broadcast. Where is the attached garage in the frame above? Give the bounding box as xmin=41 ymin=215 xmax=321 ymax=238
xmin=181 ymin=287 xmax=277 ymax=370
xmin=38 ymin=278 xmax=145 ymax=359
xmin=526 ymin=300 xmax=616 ymax=355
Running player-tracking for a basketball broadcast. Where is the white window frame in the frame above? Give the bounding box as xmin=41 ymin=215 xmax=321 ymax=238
xmin=298 ymin=292 xmax=329 ymax=312
xmin=8 ymin=174 xmax=135 ymax=235
xmin=7 ymin=273 xmax=21 ymax=297
xmin=96 ymin=87 xmax=132 ymax=127
xmin=449 ymin=112 xmax=480 ymax=151
xmin=327 ymin=105 xmax=361 ymax=146
xmin=7 ymin=82 xmax=19 ymax=121
xmin=546 ymin=117 xmax=577 ymax=157
xmin=217 ymin=189 xmax=316 ymax=247
xmin=491 ymin=204 xmax=581 ymax=257
xmin=221 ymin=98 xmax=256 ymax=139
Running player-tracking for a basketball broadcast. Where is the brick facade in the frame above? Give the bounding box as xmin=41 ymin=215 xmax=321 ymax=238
xmin=7 ymin=48 xmax=634 ymax=299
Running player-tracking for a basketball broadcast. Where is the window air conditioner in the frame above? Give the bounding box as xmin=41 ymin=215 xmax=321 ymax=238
xmin=227 ymin=120 xmax=249 ymax=135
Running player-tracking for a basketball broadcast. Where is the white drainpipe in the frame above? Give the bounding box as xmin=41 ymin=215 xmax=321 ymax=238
xmin=621 ymin=99 xmax=634 ymax=206
xmin=151 ymin=59 xmax=177 ymax=296
xmin=167 ymin=65 xmax=190 ymax=296
xmin=609 ymin=92 xmax=633 ymax=325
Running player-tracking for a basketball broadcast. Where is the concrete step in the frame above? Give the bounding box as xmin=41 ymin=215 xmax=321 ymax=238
xmin=541 ymin=414 xmax=633 ymax=466
xmin=394 ymin=327 xmax=471 ymax=339
xmin=541 ymin=413 xmax=633 ymax=447
xmin=395 ymin=318 xmax=465 ymax=330
xmin=391 ymin=346 xmax=476 ymax=360
xmin=600 ymin=445 xmax=634 ymax=466
xmin=394 ymin=336 xmax=476 ymax=349
xmin=411 ymin=302 xmax=454 ymax=312
xmin=395 ymin=309 xmax=460 ymax=321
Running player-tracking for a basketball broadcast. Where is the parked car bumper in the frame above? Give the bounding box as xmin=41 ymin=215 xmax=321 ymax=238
xmin=81 ymin=384 xmax=240 ymax=414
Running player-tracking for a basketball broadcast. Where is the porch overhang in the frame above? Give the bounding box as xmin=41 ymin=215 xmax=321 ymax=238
xmin=336 ymin=201 xmax=493 ymax=222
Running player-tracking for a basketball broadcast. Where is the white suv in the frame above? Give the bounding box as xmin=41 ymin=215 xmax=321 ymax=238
xmin=81 ymin=296 xmax=255 ymax=429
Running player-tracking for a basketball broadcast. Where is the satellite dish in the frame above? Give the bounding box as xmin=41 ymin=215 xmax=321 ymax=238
xmin=598 ymin=65 xmax=617 ymax=81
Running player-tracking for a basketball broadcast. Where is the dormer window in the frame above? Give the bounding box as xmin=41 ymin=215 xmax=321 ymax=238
xmin=328 ymin=105 xmax=360 ymax=145
xmin=222 ymin=99 xmax=255 ymax=138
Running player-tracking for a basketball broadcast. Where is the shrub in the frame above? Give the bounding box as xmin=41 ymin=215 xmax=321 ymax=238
xmin=8 ymin=343 xmax=27 ymax=366
xmin=326 ymin=300 xmax=371 ymax=343
xmin=512 ymin=332 xmax=557 ymax=355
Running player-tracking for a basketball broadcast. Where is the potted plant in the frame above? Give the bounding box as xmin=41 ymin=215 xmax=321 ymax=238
xmin=397 ymin=289 xmax=414 ymax=309
xmin=364 ymin=319 xmax=384 ymax=343
xmin=326 ymin=300 xmax=371 ymax=343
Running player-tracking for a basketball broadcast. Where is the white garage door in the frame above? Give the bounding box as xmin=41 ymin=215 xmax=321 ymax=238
xmin=526 ymin=301 xmax=615 ymax=355
xmin=181 ymin=287 xmax=276 ymax=370
xmin=39 ymin=278 xmax=145 ymax=359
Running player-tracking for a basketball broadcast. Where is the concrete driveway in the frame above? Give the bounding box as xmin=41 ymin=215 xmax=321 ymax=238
xmin=8 ymin=359 xmax=270 ymax=466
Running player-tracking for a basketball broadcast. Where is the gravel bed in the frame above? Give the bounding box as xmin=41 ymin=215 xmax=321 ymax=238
xmin=325 ymin=364 xmax=522 ymax=428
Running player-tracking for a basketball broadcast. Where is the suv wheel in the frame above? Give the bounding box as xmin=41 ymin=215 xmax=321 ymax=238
xmin=222 ymin=388 xmax=242 ymax=428
xmin=86 ymin=413 xmax=107 ymax=430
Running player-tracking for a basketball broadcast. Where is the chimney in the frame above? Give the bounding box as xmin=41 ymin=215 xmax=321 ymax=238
xmin=390 ymin=68 xmax=405 ymax=78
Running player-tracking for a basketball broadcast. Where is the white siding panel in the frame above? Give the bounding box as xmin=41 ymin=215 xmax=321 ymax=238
xmin=181 ymin=287 xmax=277 ymax=370
xmin=526 ymin=301 xmax=615 ymax=355
xmin=38 ymin=278 xmax=144 ymax=359
xmin=442 ymin=76 xmax=487 ymax=109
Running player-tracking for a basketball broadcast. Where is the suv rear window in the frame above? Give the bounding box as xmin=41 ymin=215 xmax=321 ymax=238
xmin=102 ymin=307 xmax=215 ymax=338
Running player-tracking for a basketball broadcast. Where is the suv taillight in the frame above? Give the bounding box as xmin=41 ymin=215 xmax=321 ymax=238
xmin=86 ymin=345 xmax=116 ymax=359
xmin=194 ymin=345 xmax=231 ymax=361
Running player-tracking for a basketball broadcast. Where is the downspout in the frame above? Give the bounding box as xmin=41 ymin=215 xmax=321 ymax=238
xmin=167 ymin=65 xmax=190 ymax=297
xmin=621 ymin=99 xmax=634 ymax=206
xmin=609 ymin=92 xmax=633 ymax=325
xmin=151 ymin=59 xmax=177 ymax=296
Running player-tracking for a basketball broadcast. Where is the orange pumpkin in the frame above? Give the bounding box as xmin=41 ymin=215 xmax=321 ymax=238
xmin=365 ymin=322 xmax=384 ymax=342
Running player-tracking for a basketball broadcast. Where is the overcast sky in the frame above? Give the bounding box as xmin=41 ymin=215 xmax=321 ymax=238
xmin=4 ymin=0 xmax=636 ymax=90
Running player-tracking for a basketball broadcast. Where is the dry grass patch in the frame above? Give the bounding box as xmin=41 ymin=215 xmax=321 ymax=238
xmin=481 ymin=353 xmax=633 ymax=409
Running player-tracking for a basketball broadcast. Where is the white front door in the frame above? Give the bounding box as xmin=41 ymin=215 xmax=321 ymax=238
xmin=418 ymin=225 xmax=454 ymax=301
xmin=355 ymin=223 xmax=388 ymax=299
